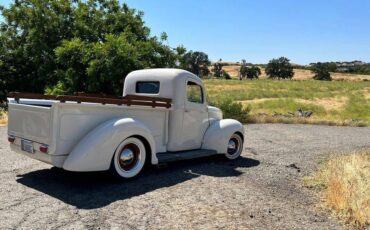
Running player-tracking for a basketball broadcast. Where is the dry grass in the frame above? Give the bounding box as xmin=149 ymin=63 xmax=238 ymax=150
xmin=240 ymin=97 xmax=349 ymax=111
xmin=0 ymin=110 xmax=7 ymax=126
xmin=304 ymin=150 xmax=370 ymax=228
xmin=364 ymin=88 xmax=370 ymax=100
xmin=247 ymin=114 xmax=367 ymax=127
xmin=295 ymin=97 xmax=349 ymax=111
xmin=331 ymin=72 xmax=370 ymax=81
xmin=222 ymin=65 xmax=242 ymax=77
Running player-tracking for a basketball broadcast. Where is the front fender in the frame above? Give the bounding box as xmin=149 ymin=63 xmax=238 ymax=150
xmin=202 ymin=119 xmax=244 ymax=154
xmin=63 ymin=117 xmax=156 ymax=172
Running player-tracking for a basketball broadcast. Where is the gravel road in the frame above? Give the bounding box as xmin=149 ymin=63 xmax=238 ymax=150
xmin=0 ymin=124 xmax=369 ymax=229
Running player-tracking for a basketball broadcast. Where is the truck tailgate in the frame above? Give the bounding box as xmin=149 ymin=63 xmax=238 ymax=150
xmin=8 ymin=103 xmax=52 ymax=145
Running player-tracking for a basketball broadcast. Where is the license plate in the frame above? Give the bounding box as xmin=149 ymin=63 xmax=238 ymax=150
xmin=21 ymin=139 xmax=34 ymax=154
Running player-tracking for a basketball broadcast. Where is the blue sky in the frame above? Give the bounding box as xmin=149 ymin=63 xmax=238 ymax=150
xmin=1 ymin=0 xmax=370 ymax=64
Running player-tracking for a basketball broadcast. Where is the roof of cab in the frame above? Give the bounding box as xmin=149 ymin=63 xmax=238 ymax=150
xmin=123 ymin=69 xmax=203 ymax=106
xmin=126 ymin=68 xmax=199 ymax=82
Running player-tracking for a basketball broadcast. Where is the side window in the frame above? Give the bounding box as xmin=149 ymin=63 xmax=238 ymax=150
xmin=187 ymin=81 xmax=203 ymax=104
xmin=135 ymin=81 xmax=160 ymax=94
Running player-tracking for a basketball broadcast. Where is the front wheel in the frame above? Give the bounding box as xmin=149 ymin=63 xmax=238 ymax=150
xmin=225 ymin=133 xmax=243 ymax=160
xmin=110 ymin=137 xmax=146 ymax=179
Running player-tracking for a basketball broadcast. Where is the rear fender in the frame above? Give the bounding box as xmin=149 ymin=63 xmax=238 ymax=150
xmin=63 ymin=118 xmax=156 ymax=172
xmin=201 ymin=119 xmax=244 ymax=153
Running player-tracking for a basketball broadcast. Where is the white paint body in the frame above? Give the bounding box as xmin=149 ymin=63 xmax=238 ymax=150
xmin=7 ymin=69 xmax=244 ymax=172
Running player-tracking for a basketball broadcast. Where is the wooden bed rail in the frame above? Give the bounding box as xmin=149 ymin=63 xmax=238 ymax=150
xmin=8 ymin=92 xmax=172 ymax=108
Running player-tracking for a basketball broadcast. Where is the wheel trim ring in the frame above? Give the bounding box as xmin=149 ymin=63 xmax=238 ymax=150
xmin=118 ymin=143 xmax=141 ymax=171
xmin=227 ymin=139 xmax=237 ymax=154
xmin=227 ymin=135 xmax=242 ymax=157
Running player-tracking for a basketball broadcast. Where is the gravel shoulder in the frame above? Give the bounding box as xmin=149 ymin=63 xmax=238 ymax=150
xmin=0 ymin=124 xmax=369 ymax=229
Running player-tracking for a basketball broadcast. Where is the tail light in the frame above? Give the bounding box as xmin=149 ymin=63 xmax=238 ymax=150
xmin=39 ymin=145 xmax=48 ymax=153
xmin=8 ymin=135 xmax=15 ymax=143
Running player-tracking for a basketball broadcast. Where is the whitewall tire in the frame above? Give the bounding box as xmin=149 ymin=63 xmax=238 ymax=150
xmin=111 ymin=137 xmax=146 ymax=179
xmin=225 ymin=133 xmax=243 ymax=160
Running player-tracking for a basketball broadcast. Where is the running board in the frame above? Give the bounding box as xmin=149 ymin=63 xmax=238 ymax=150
xmin=156 ymin=149 xmax=218 ymax=163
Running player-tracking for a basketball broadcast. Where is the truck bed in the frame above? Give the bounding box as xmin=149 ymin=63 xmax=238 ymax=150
xmin=7 ymin=93 xmax=172 ymax=161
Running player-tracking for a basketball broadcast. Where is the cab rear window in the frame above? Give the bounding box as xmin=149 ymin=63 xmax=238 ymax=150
xmin=135 ymin=81 xmax=160 ymax=94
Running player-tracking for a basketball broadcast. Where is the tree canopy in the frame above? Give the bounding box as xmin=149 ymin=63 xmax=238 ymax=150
xmin=265 ymin=57 xmax=294 ymax=80
xmin=180 ymin=51 xmax=210 ymax=78
xmin=0 ymin=0 xmax=178 ymax=99
xmin=240 ymin=60 xmax=261 ymax=80
xmin=311 ymin=62 xmax=332 ymax=81
xmin=212 ymin=60 xmax=224 ymax=78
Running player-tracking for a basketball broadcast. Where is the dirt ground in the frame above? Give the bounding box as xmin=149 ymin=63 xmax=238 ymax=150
xmin=0 ymin=124 xmax=369 ymax=229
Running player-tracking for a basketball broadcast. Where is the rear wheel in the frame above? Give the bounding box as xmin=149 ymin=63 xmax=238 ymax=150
xmin=225 ymin=133 xmax=243 ymax=160
xmin=110 ymin=137 xmax=146 ymax=179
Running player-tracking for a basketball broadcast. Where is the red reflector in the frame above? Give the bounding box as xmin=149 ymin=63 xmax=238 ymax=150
xmin=39 ymin=145 xmax=48 ymax=153
xmin=8 ymin=136 xmax=15 ymax=143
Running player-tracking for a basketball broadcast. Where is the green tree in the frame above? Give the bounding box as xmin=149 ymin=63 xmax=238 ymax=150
xmin=265 ymin=57 xmax=294 ymax=80
xmin=175 ymin=45 xmax=187 ymax=67
xmin=245 ymin=66 xmax=261 ymax=79
xmin=0 ymin=0 xmax=74 ymax=99
xmin=240 ymin=60 xmax=261 ymax=80
xmin=181 ymin=51 xmax=210 ymax=77
xmin=212 ymin=59 xmax=224 ymax=78
xmin=311 ymin=62 xmax=332 ymax=81
xmin=239 ymin=59 xmax=247 ymax=80
xmin=0 ymin=0 xmax=177 ymax=99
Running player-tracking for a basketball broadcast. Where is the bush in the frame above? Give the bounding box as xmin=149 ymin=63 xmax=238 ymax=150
xmin=223 ymin=72 xmax=232 ymax=80
xmin=209 ymin=98 xmax=251 ymax=123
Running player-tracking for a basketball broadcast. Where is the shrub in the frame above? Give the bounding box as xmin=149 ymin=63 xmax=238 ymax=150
xmin=223 ymin=72 xmax=232 ymax=80
xmin=209 ymin=98 xmax=251 ymax=123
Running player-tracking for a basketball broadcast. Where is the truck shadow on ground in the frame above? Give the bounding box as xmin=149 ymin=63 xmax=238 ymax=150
xmin=16 ymin=155 xmax=259 ymax=209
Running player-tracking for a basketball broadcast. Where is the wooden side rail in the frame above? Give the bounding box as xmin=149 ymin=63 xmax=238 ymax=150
xmin=74 ymin=92 xmax=172 ymax=103
xmin=8 ymin=92 xmax=172 ymax=108
xmin=8 ymin=92 xmax=58 ymax=100
xmin=124 ymin=94 xmax=172 ymax=103
xmin=74 ymin=92 xmax=119 ymax=99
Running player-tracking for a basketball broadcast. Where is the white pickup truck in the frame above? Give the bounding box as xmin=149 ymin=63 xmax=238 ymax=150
xmin=7 ymin=69 xmax=244 ymax=179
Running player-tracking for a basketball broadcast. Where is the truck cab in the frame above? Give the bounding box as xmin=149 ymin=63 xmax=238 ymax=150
xmin=7 ymin=69 xmax=244 ymax=179
xmin=124 ymin=69 xmax=212 ymax=152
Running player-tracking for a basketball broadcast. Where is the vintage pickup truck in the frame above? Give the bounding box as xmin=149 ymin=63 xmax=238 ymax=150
xmin=7 ymin=69 xmax=244 ymax=179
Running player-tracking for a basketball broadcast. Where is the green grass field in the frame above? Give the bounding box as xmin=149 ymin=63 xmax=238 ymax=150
xmin=204 ymin=79 xmax=370 ymax=126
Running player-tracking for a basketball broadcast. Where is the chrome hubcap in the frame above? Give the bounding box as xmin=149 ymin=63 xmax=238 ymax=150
xmin=119 ymin=149 xmax=134 ymax=166
xmin=118 ymin=143 xmax=140 ymax=171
